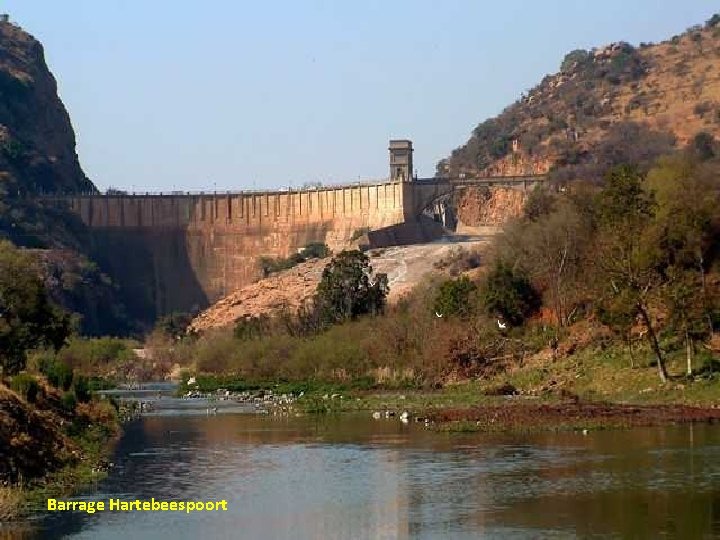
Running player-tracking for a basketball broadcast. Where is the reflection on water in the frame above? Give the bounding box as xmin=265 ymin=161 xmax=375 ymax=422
xmin=16 ymin=414 xmax=720 ymax=539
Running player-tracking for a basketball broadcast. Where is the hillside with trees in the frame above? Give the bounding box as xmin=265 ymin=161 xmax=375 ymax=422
xmin=439 ymin=14 xmax=720 ymax=182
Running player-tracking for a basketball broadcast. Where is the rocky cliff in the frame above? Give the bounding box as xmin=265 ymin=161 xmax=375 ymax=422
xmin=455 ymin=187 xmax=526 ymax=228
xmin=0 ymin=19 xmax=133 ymax=335
xmin=0 ymin=19 xmax=93 ymax=195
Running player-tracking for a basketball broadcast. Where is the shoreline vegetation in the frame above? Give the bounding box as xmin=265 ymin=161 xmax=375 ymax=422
xmin=0 ymin=372 xmax=121 ymax=521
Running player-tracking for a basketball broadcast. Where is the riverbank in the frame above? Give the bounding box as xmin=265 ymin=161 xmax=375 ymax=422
xmin=0 ymin=379 xmax=121 ymax=521
xmin=427 ymin=401 xmax=720 ymax=433
xmin=173 ymin=336 xmax=720 ymax=435
xmin=284 ymin=390 xmax=720 ymax=433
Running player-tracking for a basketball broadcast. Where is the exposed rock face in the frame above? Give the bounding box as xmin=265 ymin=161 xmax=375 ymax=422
xmin=189 ymin=258 xmax=327 ymax=332
xmin=0 ymin=19 xmax=94 ymax=194
xmin=456 ymin=187 xmax=526 ymax=227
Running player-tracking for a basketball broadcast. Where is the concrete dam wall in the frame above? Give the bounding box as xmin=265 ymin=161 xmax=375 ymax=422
xmin=52 ymin=169 xmax=544 ymax=326
xmin=62 ymin=182 xmax=411 ymax=323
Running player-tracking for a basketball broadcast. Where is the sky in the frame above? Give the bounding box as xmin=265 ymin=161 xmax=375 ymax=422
xmin=2 ymin=1 xmax=718 ymax=192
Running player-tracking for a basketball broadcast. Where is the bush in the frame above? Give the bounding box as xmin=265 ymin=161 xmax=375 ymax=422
xmin=434 ymin=276 xmax=478 ymax=319
xmin=44 ymin=360 xmax=74 ymax=391
xmin=61 ymin=391 xmax=77 ymax=412
xmin=259 ymin=243 xmax=331 ymax=276
xmin=74 ymin=375 xmax=91 ymax=403
xmin=299 ymin=242 xmax=331 ymax=259
xmin=314 ymin=250 xmax=389 ymax=326
xmin=57 ymin=337 xmax=137 ymax=373
xmin=524 ymin=185 xmax=557 ymax=221
xmin=234 ymin=315 xmax=272 ymax=341
xmin=156 ymin=312 xmax=193 ymax=340
xmin=560 ymin=49 xmax=589 ymax=72
xmin=480 ymin=261 xmax=541 ymax=326
xmin=10 ymin=373 xmax=39 ymax=403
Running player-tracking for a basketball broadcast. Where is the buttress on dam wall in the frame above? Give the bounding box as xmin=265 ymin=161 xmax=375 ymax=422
xmin=64 ymin=182 xmax=414 ymax=323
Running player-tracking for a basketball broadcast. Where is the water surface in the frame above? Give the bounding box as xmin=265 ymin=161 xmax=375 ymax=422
xmin=22 ymin=411 xmax=720 ymax=539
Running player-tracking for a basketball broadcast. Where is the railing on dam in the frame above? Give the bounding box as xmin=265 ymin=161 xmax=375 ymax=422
xmin=34 ymin=174 xmax=546 ymax=199
xmin=415 ymin=175 xmax=545 ymax=187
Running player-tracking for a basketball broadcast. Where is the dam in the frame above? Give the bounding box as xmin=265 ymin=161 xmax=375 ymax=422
xmin=46 ymin=141 xmax=544 ymax=323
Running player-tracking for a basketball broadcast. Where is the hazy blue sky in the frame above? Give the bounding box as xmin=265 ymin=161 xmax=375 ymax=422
xmin=3 ymin=1 xmax=717 ymax=191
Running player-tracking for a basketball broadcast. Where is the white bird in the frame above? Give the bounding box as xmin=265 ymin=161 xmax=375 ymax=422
xmin=497 ymin=319 xmax=507 ymax=329
xmin=400 ymin=411 xmax=410 ymax=422
xmin=372 ymin=411 xmax=381 ymax=420
xmin=435 ymin=312 xmax=443 ymax=318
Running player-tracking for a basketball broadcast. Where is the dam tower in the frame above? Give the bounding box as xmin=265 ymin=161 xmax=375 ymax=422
xmin=389 ymin=140 xmax=413 ymax=182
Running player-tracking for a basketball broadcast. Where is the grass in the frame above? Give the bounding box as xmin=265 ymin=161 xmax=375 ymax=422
xmin=0 ymin=486 xmax=24 ymax=522
xmin=277 ymin=341 xmax=720 ymax=417
xmin=11 ymin=422 xmax=117 ymax=518
xmin=181 ymin=340 xmax=720 ymax=418
xmin=0 ymin=380 xmax=121 ymax=521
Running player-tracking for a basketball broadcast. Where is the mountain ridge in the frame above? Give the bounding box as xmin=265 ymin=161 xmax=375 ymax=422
xmin=440 ymin=14 xmax=720 ymax=180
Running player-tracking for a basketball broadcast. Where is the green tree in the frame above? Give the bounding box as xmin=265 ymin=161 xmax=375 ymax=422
xmin=156 ymin=312 xmax=193 ymax=340
xmin=507 ymin=200 xmax=590 ymax=326
xmin=592 ymin=166 xmax=669 ymax=382
xmin=73 ymin=374 xmax=91 ymax=403
xmin=523 ymin=184 xmax=557 ymax=222
xmin=648 ymin=156 xmax=718 ymax=337
xmin=595 ymin=290 xmax=639 ymax=368
xmin=663 ymin=268 xmax=709 ymax=375
xmin=560 ymin=49 xmax=589 ymax=72
xmin=691 ymin=132 xmax=716 ymax=161
xmin=44 ymin=360 xmax=74 ymax=390
xmin=315 ymin=250 xmax=389 ymax=326
xmin=0 ymin=241 xmax=70 ymax=374
xmin=434 ymin=276 xmax=477 ymax=319
xmin=480 ymin=261 xmax=541 ymax=326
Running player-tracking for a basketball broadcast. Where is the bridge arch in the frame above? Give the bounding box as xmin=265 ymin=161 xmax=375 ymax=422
xmin=407 ymin=176 xmax=544 ymax=227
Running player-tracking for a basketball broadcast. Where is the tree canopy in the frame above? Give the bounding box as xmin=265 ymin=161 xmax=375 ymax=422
xmin=0 ymin=241 xmax=70 ymax=374
xmin=315 ymin=250 xmax=389 ymax=326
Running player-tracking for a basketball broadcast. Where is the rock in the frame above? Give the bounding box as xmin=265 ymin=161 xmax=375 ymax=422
xmin=0 ymin=21 xmax=93 ymax=194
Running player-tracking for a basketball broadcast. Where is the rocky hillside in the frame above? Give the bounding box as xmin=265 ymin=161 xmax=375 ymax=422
xmin=189 ymin=238 xmax=494 ymax=332
xmin=0 ymin=18 xmax=93 ymax=195
xmin=440 ymin=14 xmax=720 ymax=180
xmin=0 ymin=17 xmax=96 ymax=249
xmin=0 ymin=19 xmax=133 ymax=335
xmin=455 ymin=187 xmax=526 ymax=229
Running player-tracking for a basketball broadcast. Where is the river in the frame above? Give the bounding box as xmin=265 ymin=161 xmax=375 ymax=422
xmin=14 ymin=404 xmax=720 ymax=539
